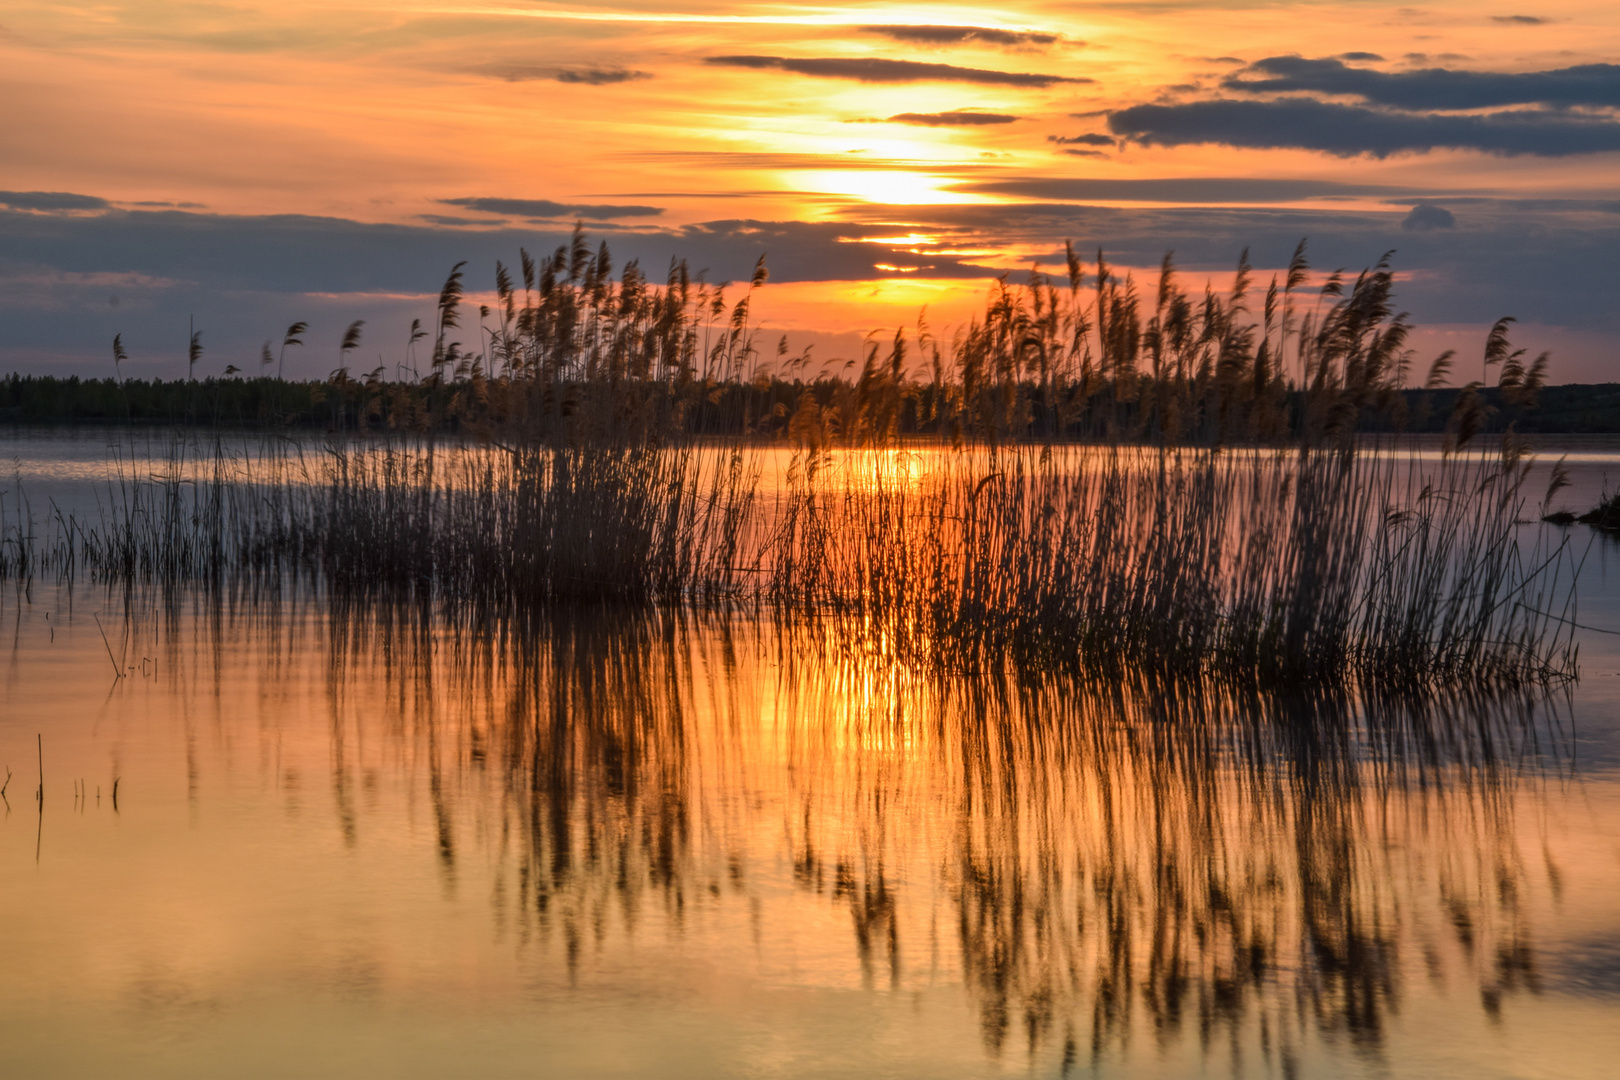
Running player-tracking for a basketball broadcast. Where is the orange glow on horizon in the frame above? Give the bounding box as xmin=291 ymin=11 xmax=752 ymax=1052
xmin=4 ymin=0 xmax=1620 ymax=368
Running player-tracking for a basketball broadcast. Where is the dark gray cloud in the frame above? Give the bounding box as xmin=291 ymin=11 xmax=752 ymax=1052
xmin=418 ymin=213 xmax=508 ymax=227
xmin=1226 ymin=55 xmax=1620 ymax=110
xmin=673 ymin=219 xmax=998 ymax=280
xmin=0 ymin=191 xmax=110 ymax=212
xmin=0 ymin=209 xmax=525 ymax=295
xmin=1109 ymin=99 xmax=1620 ymax=156
xmin=1063 ymin=149 xmax=1108 ymax=159
xmin=831 ymin=197 xmax=1620 ymax=339
xmin=1388 ymin=196 xmax=1620 ymax=213
xmin=1492 ymin=14 xmax=1550 ymax=23
xmin=469 ymin=64 xmax=651 ymax=84
xmin=1048 ymin=134 xmax=1116 ymax=146
xmin=10 ymin=200 xmax=1620 ymax=377
xmin=1338 ymin=52 xmax=1384 ymax=61
xmin=0 ymin=207 xmax=1002 ymax=375
xmin=1402 ymin=203 xmax=1456 ymax=230
xmin=953 ymin=177 xmax=1430 ymax=202
xmin=704 ymin=55 xmax=1087 ymax=87
xmin=857 ymin=25 xmax=1060 ymax=47
xmin=881 ymin=111 xmax=1019 ymax=125
xmin=556 ymin=67 xmax=652 ymax=85
xmin=440 ymin=197 xmax=663 ymax=220
xmin=0 ymin=208 xmax=990 ymax=292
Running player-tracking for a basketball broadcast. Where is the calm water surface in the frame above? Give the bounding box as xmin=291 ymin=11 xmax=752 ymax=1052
xmin=2 ymin=428 xmax=1619 ymax=1078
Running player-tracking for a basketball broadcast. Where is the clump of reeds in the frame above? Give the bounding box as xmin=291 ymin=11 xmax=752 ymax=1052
xmin=0 ymin=468 xmax=78 ymax=584
xmin=24 ymin=226 xmax=1556 ymax=461
xmin=307 ymin=437 xmax=758 ymax=605
xmin=763 ymin=437 xmax=1576 ymax=684
xmin=24 ymin=422 xmax=1571 ymax=687
xmin=2 ymin=231 xmax=1574 ymax=685
xmin=1562 ymin=485 xmax=1620 ymax=532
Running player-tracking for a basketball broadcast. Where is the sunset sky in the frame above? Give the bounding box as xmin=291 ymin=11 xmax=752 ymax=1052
xmin=4 ymin=0 xmax=1620 ymax=378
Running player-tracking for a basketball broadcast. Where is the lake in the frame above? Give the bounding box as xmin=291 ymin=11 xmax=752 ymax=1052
xmin=2 ymin=427 xmax=1618 ymax=1078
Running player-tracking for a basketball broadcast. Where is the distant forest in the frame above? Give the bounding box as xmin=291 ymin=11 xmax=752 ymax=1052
xmin=2 ymin=374 xmax=1618 ymax=438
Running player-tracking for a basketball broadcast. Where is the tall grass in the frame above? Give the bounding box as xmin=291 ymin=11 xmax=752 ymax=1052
xmin=0 ymin=232 xmax=1579 ymax=685
xmin=59 ymin=228 xmax=1546 ymax=444
xmin=0 ymin=425 xmax=1568 ymax=686
xmin=312 ymin=438 xmax=758 ymax=604
xmin=767 ymin=441 xmax=1576 ymax=682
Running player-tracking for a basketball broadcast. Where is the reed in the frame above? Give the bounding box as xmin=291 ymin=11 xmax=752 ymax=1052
xmin=6 ymin=232 xmax=1559 ymax=445
xmin=0 ymin=231 xmax=1581 ymax=685
xmin=0 ymin=424 xmax=1561 ymax=687
xmin=766 ymin=440 xmax=1575 ymax=683
xmin=37 ymin=228 xmax=1537 ymax=444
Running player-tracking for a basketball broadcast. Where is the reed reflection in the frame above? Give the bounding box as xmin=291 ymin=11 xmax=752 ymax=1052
xmin=222 ymin=592 xmax=1564 ymax=1069
xmin=799 ymin=668 xmax=1561 ymax=1063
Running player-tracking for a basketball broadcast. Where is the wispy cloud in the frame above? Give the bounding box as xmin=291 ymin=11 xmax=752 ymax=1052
xmin=557 ymin=66 xmax=652 ymax=85
xmin=704 ymin=55 xmax=1087 ymax=87
xmin=441 ymin=197 xmax=662 ymax=220
xmin=857 ymin=25 xmax=1061 ymax=47
xmin=469 ymin=64 xmax=651 ymax=84
xmin=1110 ymin=98 xmax=1620 ymax=157
xmin=0 ymin=190 xmax=109 ymax=212
xmin=953 ymin=177 xmax=1433 ymax=202
xmin=14 ymin=201 xmax=1620 ymax=378
xmin=1491 ymin=14 xmax=1550 ymax=24
xmin=419 ymin=213 xmax=508 ymax=227
xmin=877 ymin=111 xmax=1020 ymax=126
xmin=1047 ymin=134 xmax=1115 ymax=146
xmin=1225 ymin=56 xmax=1620 ymax=110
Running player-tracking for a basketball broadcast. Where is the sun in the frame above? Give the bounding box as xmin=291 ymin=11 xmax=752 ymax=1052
xmin=799 ymin=169 xmax=986 ymax=205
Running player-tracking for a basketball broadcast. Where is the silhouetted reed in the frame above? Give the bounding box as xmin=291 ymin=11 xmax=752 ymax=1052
xmin=0 ymin=231 xmax=1578 ymax=684
xmin=36 ymin=228 xmax=1543 ymax=444
xmin=0 ymin=425 xmax=1576 ymax=686
xmin=768 ymin=440 xmax=1576 ymax=683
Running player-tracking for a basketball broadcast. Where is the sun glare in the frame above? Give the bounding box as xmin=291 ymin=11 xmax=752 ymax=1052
xmin=848 ymin=234 xmax=942 ymax=247
xmin=800 ymin=170 xmax=985 ymax=205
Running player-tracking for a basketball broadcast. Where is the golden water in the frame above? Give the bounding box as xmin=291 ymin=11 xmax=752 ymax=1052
xmin=2 ymin=428 xmax=1619 ymax=1077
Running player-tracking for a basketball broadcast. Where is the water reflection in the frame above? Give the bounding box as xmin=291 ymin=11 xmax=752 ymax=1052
xmin=304 ymin=595 xmax=1569 ymax=1067
xmin=0 ymin=583 xmax=1593 ymax=1075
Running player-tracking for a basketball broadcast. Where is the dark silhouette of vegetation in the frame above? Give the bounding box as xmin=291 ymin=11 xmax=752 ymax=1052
xmin=0 ymin=374 xmax=1602 ymax=437
xmin=0 ymin=232 xmax=1581 ymax=686
xmin=3 ymin=229 xmax=1563 ymax=444
xmin=0 ymin=429 xmax=1579 ymax=687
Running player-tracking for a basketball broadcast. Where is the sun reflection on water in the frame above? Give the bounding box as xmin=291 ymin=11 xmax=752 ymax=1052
xmin=0 ymin=580 xmax=1610 ymax=1075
